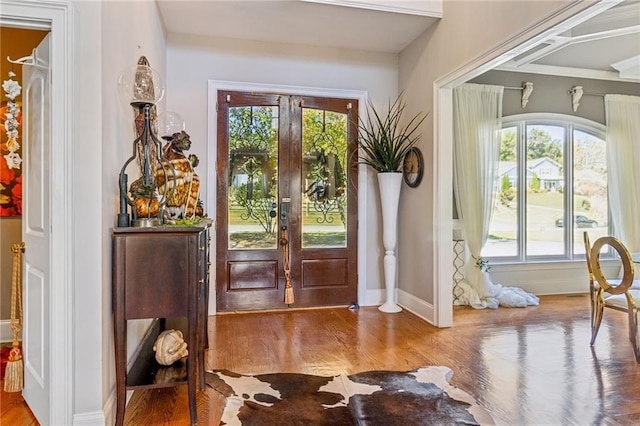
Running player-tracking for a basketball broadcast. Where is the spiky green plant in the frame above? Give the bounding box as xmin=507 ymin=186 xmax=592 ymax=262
xmin=357 ymin=95 xmax=427 ymax=172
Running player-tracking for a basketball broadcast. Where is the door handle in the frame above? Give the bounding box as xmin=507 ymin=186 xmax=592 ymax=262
xmin=280 ymin=197 xmax=290 ymax=222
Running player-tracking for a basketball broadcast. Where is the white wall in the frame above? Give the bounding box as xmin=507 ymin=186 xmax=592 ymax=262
xmin=100 ymin=0 xmax=167 ymax=424
xmin=71 ymin=2 xmax=103 ymax=422
xmin=397 ymin=1 xmax=597 ymax=321
xmin=166 ymin=34 xmax=399 ymax=299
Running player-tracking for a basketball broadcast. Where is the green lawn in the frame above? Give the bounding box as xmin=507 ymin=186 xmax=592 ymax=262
xmin=489 ymin=191 xmax=605 ymax=242
xmin=229 ymin=231 xmax=346 ymax=249
xmin=228 ymin=205 xmax=344 ymax=227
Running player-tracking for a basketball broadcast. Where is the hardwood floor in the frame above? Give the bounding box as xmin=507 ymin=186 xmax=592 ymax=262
xmin=3 ymin=294 xmax=640 ymax=425
xmin=0 ymin=387 xmax=38 ymax=426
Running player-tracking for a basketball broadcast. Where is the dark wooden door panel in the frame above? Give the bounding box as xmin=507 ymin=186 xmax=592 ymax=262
xmin=216 ymin=91 xmax=358 ymax=311
xmin=216 ymin=91 xmax=287 ymax=311
xmin=291 ymin=96 xmax=359 ymax=308
xmin=301 ymin=258 xmax=348 ymax=287
xmin=228 ymin=260 xmax=278 ymax=290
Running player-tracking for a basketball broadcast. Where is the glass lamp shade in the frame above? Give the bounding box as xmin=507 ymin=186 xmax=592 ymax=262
xmin=158 ymin=111 xmax=186 ymax=139
xmin=117 ymin=62 xmax=165 ymax=106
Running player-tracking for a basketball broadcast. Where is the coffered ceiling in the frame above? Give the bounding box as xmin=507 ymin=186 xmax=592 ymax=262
xmin=497 ymin=0 xmax=640 ymax=82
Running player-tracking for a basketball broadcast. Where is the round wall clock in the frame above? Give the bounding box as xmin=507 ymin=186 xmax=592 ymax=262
xmin=403 ymin=147 xmax=423 ymax=188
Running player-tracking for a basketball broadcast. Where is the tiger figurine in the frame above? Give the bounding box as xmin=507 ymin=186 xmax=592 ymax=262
xmin=156 ymin=131 xmax=201 ymax=219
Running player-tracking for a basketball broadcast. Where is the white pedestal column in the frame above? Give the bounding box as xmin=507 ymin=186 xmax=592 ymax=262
xmin=377 ymin=172 xmax=402 ymax=313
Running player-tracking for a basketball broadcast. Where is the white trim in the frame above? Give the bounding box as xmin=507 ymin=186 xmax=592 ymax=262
xmin=0 ymin=1 xmax=74 ymax=425
xmin=489 ymin=260 xmax=619 ymax=295
xmin=299 ymin=0 xmax=443 ymax=17
xmin=72 ymin=411 xmax=106 ymax=426
xmin=206 ymin=80 xmax=368 ymax=314
xmin=362 ymin=288 xmax=384 ymax=307
xmin=101 ymin=381 xmax=133 ymax=426
xmin=433 ymin=0 xmax=609 ymax=326
xmin=102 ymin=389 xmax=116 ymax=426
xmin=496 ymin=62 xmax=639 ymax=83
xmin=398 ymin=289 xmax=435 ymax=324
xmin=503 ymin=113 xmax=607 ymax=133
xmin=495 ymin=0 xmax=637 ymax=82
xmin=432 ymin=85 xmax=453 ymax=327
xmin=0 ymin=17 xmax=50 ymax=30
xmin=611 ymin=55 xmax=640 ymax=80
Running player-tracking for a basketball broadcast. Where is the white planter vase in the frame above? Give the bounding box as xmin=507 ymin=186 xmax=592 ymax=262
xmin=377 ymin=172 xmax=403 ymax=313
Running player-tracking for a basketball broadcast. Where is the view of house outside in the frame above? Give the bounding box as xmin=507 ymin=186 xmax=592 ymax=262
xmin=484 ymin=123 xmax=608 ymax=259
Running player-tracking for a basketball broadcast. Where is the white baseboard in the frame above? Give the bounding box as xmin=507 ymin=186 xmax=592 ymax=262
xmin=360 ymin=288 xmax=384 ymax=307
xmin=73 ymin=410 xmax=106 ymax=426
xmin=489 ymin=262 xmax=591 ymax=296
xmin=102 ymin=381 xmax=135 ymax=426
xmin=518 ymin=279 xmax=587 ymax=296
xmin=102 ymin=387 xmax=116 ymax=426
xmin=398 ymin=289 xmax=435 ymax=325
xmin=360 ymin=288 xmax=435 ymax=325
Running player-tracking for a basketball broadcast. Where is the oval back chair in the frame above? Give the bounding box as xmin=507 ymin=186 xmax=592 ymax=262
xmin=584 ymin=233 xmax=640 ymax=363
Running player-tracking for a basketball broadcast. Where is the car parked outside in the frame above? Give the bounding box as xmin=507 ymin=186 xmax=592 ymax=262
xmin=555 ymin=215 xmax=598 ymax=228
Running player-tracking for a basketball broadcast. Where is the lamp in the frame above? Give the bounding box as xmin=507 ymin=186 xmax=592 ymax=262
xmin=117 ymin=56 xmax=176 ymax=227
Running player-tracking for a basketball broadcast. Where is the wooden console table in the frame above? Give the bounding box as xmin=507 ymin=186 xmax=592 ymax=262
xmin=112 ymin=222 xmax=211 ymax=426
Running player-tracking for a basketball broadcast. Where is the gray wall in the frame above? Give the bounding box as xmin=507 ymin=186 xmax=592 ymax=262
xmin=397 ymin=0 xmax=582 ymax=309
xmin=470 ymin=70 xmax=640 ymax=124
xmin=454 ymin=70 xmax=640 ymax=221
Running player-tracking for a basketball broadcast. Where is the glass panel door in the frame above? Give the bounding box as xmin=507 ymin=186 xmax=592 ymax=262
xmin=227 ymin=105 xmax=279 ymax=250
xmin=216 ymin=91 xmax=358 ymax=311
xmin=301 ymin=108 xmax=348 ymax=248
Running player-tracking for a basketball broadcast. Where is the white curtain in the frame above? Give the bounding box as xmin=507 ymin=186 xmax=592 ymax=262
xmin=453 ymin=83 xmax=539 ymax=309
xmin=605 ymin=94 xmax=640 ymax=252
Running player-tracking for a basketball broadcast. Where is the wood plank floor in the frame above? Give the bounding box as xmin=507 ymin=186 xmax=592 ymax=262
xmin=3 ymin=294 xmax=640 ymax=425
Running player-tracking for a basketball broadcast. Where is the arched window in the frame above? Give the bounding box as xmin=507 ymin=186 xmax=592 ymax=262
xmin=483 ymin=114 xmax=609 ymax=261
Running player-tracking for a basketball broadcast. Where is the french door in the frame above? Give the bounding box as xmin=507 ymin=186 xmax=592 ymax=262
xmin=216 ymin=91 xmax=358 ymax=311
xmin=22 ymin=33 xmax=51 ymax=424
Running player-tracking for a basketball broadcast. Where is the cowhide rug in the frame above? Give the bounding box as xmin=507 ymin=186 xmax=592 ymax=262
xmin=206 ymin=366 xmax=494 ymax=425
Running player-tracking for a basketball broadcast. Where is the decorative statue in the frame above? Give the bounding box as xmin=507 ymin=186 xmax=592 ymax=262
xmin=156 ymin=130 xmax=201 ymax=219
xmin=570 ymin=86 xmax=583 ymax=112
xmin=152 ymin=329 xmax=188 ymax=366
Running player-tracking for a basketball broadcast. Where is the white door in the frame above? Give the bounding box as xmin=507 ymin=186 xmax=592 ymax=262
xmin=21 ymin=33 xmax=51 ymax=425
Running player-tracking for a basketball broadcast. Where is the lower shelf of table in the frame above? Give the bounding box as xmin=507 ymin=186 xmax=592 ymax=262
xmin=125 ymin=317 xmax=190 ymax=390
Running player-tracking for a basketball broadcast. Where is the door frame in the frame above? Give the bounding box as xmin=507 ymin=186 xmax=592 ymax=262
xmin=207 ymin=80 xmax=368 ymax=314
xmin=1 ymin=1 xmax=73 ymax=424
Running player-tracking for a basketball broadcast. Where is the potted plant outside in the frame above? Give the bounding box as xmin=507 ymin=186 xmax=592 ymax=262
xmin=357 ymin=94 xmax=426 ymax=313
